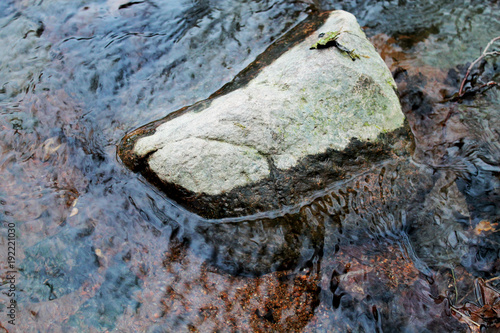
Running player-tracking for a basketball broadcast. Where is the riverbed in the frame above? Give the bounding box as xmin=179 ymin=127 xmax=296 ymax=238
xmin=0 ymin=0 xmax=499 ymax=332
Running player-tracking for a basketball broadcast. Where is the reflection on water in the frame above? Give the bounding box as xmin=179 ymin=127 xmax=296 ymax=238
xmin=0 ymin=0 xmax=499 ymax=331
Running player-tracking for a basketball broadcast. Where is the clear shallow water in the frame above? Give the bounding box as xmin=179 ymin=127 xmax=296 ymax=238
xmin=0 ymin=0 xmax=499 ymax=332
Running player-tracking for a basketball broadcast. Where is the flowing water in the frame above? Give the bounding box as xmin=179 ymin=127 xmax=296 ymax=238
xmin=0 ymin=0 xmax=499 ymax=332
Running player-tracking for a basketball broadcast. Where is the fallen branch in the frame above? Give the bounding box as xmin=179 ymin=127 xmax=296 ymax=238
xmin=458 ymin=36 xmax=500 ymax=97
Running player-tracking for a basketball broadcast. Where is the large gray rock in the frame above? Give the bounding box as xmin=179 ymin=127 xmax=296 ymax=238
xmin=119 ymin=10 xmax=412 ymax=219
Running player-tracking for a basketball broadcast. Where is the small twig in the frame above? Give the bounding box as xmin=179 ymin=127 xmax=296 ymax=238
xmin=457 ymin=288 xmax=474 ymax=306
xmin=458 ymin=36 xmax=500 ymax=97
xmin=458 ymin=277 xmax=500 ymax=306
xmin=485 ymin=276 xmax=500 ymax=284
xmin=477 ymin=81 xmax=499 ymax=91
xmin=451 ymin=267 xmax=459 ymax=304
xmin=450 ymin=307 xmax=481 ymax=327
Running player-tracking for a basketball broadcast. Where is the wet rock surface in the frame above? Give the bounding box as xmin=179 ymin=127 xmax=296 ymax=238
xmin=119 ymin=10 xmax=408 ymax=219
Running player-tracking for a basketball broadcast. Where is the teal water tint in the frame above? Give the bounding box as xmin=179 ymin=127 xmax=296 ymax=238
xmin=0 ymin=0 xmax=498 ymax=331
xmin=66 ymin=256 xmax=142 ymax=331
xmin=19 ymin=224 xmax=99 ymax=302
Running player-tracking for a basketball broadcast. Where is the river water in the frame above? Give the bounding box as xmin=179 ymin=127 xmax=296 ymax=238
xmin=0 ymin=0 xmax=499 ymax=332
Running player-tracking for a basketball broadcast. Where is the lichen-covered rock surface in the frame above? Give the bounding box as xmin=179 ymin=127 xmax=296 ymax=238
xmin=119 ymin=10 xmax=411 ymax=219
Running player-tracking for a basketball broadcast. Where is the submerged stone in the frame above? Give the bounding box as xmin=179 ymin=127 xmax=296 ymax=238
xmin=119 ymin=10 xmax=411 ymax=219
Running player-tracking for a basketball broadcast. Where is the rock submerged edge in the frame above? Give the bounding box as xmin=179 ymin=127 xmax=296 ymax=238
xmin=118 ymin=10 xmax=413 ymax=219
xmin=120 ymin=125 xmax=414 ymax=219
